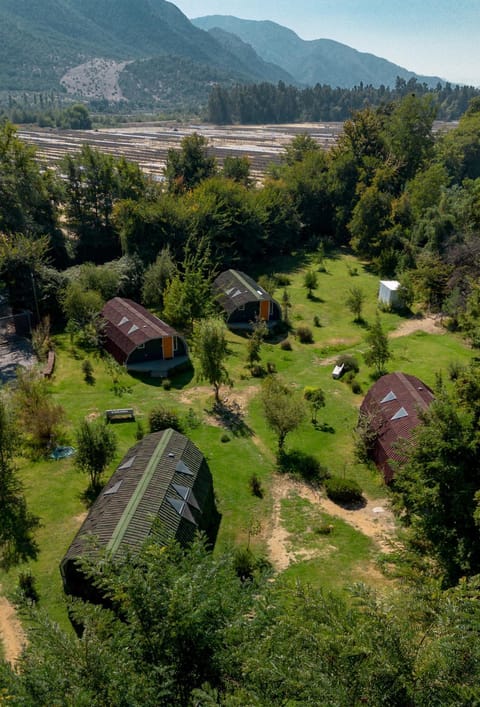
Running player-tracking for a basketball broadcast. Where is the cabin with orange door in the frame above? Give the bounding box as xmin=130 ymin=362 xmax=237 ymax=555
xmin=101 ymin=297 xmax=189 ymax=377
xmin=213 ymin=269 xmax=282 ymax=330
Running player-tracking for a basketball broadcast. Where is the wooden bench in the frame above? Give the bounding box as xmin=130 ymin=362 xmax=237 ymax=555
xmin=105 ymin=408 xmax=135 ymax=422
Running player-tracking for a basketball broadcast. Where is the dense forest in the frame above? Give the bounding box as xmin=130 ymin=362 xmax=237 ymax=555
xmin=208 ymin=77 xmax=480 ymax=123
xmin=1 ymin=92 xmax=480 ymax=703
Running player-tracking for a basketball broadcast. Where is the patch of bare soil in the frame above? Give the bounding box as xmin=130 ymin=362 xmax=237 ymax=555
xmin=180 ymin=385 xmax=258 ymax=432
xmin=267 ymin=475 xmax=396 ymax=573
xmin=61 ymin=59 xmax=130 ymax=102
xmin=389 ymin=315 xmax=443 ymax=339
xmin=0 ymin=593 xmax=26 ymax=665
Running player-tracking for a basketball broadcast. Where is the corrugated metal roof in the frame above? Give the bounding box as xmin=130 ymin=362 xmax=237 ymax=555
xmin=213 ymin=270 xmax=273 ymax=314
xmin=360 ymin=372 xmax=434 ymax=482
xmin=61 ymin=429 xmax=214 ymax=567
xmin=101 ymin=297 xmax=182 ymax=362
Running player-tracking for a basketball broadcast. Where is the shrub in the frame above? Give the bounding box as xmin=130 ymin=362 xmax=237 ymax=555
xmin=346 ymin=263 xmax=359 ymax=276
xmin=184 ymin=407 xmax=201 ymax=429
xmin=220 ymin=433 xmax=230 ymax=443
xmin=296 ymin=325 xmax=314 ymax=344
xmin=266 ymin=361 xmax=277 ymax=374
xmin=17 ymin=570 xmax=39 ymax=603
xmin=325 ymin=476 xmax=363 ymax=504
xmin=162 ymin=378 xmax=172 ymax=391
xmin=275 ymin=273 xmax=291 ymax=287
xmin=313 ymin=315 xmax=321 ymax=327
xmin=148 ymin=406 xmax=183 ymax=433
xmin=233 ymin=547 xmax=256 ymax=581
xmin=280 ymin=338 xmax=292 ymax=351
xmin=343 ymin=370 xmax=356 ymax=385
xmin=135 ymin=419 xmax=145 ymax=440
xmin=336 ymin=354 xmax=359 ymax=373
xmin=350 ymin=379 xmax=362 ymax=394
xmin=278 ymin=449 xmax=330 ymax=483
xmin=82 ymin=359 xmax=94 ymax=384
xmin=250 ymin=364 xmax=265 ymax=378
xmin=448 ymin=360 xmax=466 ymax=381
xmin=249 ymin=473 xmax=263 ymax=498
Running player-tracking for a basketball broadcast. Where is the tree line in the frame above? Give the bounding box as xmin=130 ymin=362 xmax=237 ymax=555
xmin=208 ymin=77 xmax=480 ymax=124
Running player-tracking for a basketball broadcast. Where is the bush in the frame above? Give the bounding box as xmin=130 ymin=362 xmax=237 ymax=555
xmin=135 ymin=419 xmax=145 ymax=440
xmin=82 ymin=359 xmax=94 ymax=384
xmin=17 ymin=570 xmax=39 ymax=603
xmin=325 ymin=476 xmax=363 ymax=504
xmin=148 ymin=406 xmax=183 ymax=433
xmin=336 ymin=354 xmax=359 ymax=373
xmin=251 ymin=364 xmax=265 ymax=378
xmin=313 ymin=315 xmax=321 ymax=327
xmin=296 ymin=325 xmax=314 ymax=344
xmin=162 ymin=378 xmax=172 ymax=391
xmin=220 ymin=433 xmax=230 ymax=443
xmin=249 ymin=473 xmax=263 ymax=498
xmin=278 ymin=449 xmax=330 ymax=483
xmin=266 ymin=361 xmax=277 ymax=374
xmin=448 ymin=360 xmax=466 ymax=381
xmin=184 ymin=407 xmax=201 ymax=429
xmin=350 ymin=379 xmax=362 ymax=394
xmin=280 ymin=338 xmax=292 ymax=351
xmin=275 ymin=273 xmax=291 ymax=286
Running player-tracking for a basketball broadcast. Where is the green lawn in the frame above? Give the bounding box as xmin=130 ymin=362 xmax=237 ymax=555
xmin=0 ymin=251 xmax=475 ymax=630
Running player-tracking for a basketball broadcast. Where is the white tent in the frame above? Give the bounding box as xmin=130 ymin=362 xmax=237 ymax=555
xmin=378 ymin=280 xmax=400 ymax=307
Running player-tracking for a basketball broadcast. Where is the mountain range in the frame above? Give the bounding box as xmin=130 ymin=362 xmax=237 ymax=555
xmin=0 ymin=0 xmax=444 ymax=110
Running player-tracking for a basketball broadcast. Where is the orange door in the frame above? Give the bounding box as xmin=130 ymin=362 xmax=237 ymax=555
xmin=163 ymin=336 xmax=173 ymax=359
xmin=259 ymin=300 xmax=270 ymax=321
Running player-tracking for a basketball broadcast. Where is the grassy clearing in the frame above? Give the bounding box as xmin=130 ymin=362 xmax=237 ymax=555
xmin=0 ymin=250 xmax=475 ymax=629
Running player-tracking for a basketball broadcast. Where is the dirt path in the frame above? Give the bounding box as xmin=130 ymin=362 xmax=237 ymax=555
xmin=389 ymin=315 xmax=443 ymax=338
xmin=0 ymin=593 xmax=26 ymax=665
xmin=267 ymin=475 xmax=396 ymax=572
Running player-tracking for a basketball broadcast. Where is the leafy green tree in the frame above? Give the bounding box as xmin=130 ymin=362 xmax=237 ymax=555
xmin=303 ymin=386 xmax=326 ymax=424
xmin=75 ymin=418 xmax=117 ymax=490
xmin=261 ymin=376 xmax=306 ymax=452
xmin=0 ymin=398 xmax=39 ymax=569
xmin=246 ymin=318 xmax=268 ymax=369
xmin=164 ymin=133 xmax=216 ymax=194
xmin=61 ymin=281 xmax=104 ymax=333
xmin=281 ymin=288 xmax=291 ymax=323
xmin=0 ymin=233 xmax=50 ymax=315
xmin=392 ymin=368 xmax=480 ymax=585
xmin=345 ymin=285 xmax=365 ymax=322
xmin=222 ymin=155 xmax=252 ymax=186
xmin=141 ymin=247 xmax=177 ymax=310
xmin=303 ymin=269 xmax=318 ymax=298
xmin=364 ymin=314 xmax=391 ymax=375
xmin=282 ymin=133 xmax=319 ymax=165
xmin=193 ymin=317 xmax=231 ymax=402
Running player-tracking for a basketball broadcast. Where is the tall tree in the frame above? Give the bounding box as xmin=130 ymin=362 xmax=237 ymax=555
xmin=364 ymin=314 xmax=391 ymax=375
xmin=261 ymin=375 xmax=306 ymax=452
xmin=0 ymin=398 xmax=39 ymax=569
xmin=75 ymin=418 xmax=117 ymax=491
xmin=193 ymin=317 xmax=231 ymax=402
xmin=164 ymin=133 xmax=216 ymax=194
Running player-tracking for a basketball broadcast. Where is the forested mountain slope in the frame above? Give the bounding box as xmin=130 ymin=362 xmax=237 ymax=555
xmin=193 ymin=15 xmax=444 ymax=89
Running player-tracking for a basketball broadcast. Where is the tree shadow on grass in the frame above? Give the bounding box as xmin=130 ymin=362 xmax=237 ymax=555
xmin=314 ymin=422 xmax=335 ymax=433
xmin=278 ymin=448 xmax=329 ymax=485
xmin=210 ymin=400 xmax=253 ymax=438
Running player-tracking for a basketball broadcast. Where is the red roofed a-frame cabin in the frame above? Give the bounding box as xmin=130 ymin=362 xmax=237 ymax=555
xmin=359 ymin=372 xmax=434 ymax=483
xmin=101 ymin=298 xmax=189 ymax=377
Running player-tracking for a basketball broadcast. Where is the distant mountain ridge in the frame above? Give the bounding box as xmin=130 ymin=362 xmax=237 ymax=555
xmin=193 ymin=15 xmax=444 ymax=89
xmin=0 ymin=1 xmax=445 ymax=111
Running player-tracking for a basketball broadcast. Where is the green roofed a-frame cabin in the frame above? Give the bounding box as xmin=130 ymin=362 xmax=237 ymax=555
xmin=101 ymin=297 xmax=189 ymax=377
xmin=213 ymin=269 xmax=282 ymax=329
xmin=60 ymin=429 xmax=219 ymax=603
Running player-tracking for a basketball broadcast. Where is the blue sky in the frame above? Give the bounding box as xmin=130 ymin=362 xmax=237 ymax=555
xmin=173 ymin=0 xmax=480 ymax=86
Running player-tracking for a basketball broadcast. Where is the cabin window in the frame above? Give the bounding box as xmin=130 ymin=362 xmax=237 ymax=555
xmin=238 ymin=304 xmax=245 ymax=311
xmin=137 ymin=343 xmax=145 ymax=350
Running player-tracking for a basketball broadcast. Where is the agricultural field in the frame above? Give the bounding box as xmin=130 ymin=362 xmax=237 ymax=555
xmin=0 ymin=250 xmax=475 ymax=649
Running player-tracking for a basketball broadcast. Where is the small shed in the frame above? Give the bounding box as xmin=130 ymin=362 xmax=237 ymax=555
xmin=101 ymin=297 xmax=189 ymax=377
xmin=213 ymin=269 xmax=281 ymax=329
xmin=378 ymin=280 xmax=401 ymax=307
xmin=60 ymin=429 xmax=220 ymax=603
xmin=359 ymin=372 xmax=434 ymax=483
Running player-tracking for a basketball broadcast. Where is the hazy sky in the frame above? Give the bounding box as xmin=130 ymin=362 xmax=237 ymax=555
xmin=173 ymin=0 xmax=480 ymax=86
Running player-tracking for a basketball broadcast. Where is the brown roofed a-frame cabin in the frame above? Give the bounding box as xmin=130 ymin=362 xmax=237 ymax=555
xmin=213 ymin=269 xmax=281 ymax=329
xmin=359 ymin=372 xmax=434 ymax=483
xmin=60 ymin=429 xmax=220 ymax=602
xmin=101 ymin=297 xmax=189 ymax=377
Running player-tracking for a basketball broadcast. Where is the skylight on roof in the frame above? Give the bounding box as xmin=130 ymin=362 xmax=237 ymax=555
xmin=167 ymin=497 xmax=197 ymax=524
xmin=104 ymin=480 xmax=123 ymax=496
xmin=119 ymin=316 xmax=129 ymax=326
xmin=128 ymin=324 xmax=139 ymax=334
xmin=176 ymin=460 xmax=193 ymax=476
xmin=231 ymin=289 xmax=242 ymax=297
xmin=118 ymin=456 xmax=136 ymax=470
xmin=391 ymin=407 xmax=408 ymax=421
xmin=381 ymin=391 xmax=397 ymax=403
